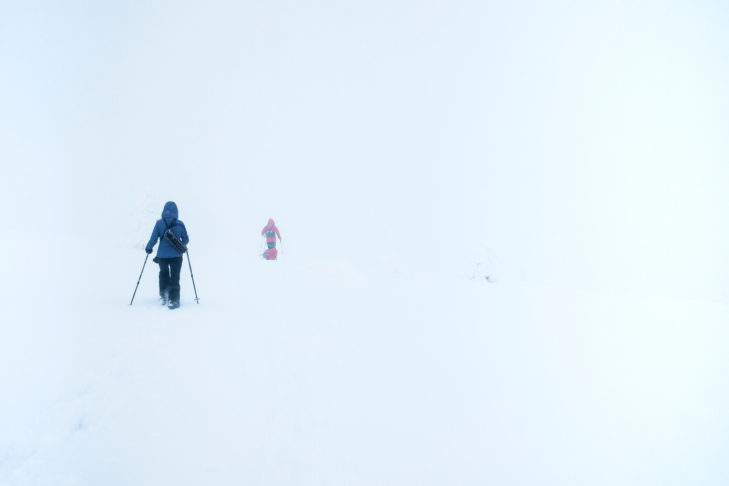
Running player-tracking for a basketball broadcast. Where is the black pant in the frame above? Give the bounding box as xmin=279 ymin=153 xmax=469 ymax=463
xmin=158 ymin=257 xmax=183 ymax=303
xmin=267 ymin=241 xmax=276 ymax=249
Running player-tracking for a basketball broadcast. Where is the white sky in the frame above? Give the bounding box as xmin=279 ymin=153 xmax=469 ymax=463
xmin=2 ymin=0 xmax=728 ymax=299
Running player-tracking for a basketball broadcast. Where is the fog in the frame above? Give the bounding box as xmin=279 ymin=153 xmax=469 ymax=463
xmin=3 ymin=1 xmax=728 ymax=298
xmin=1 ymin=1 xmax=728 ymax=483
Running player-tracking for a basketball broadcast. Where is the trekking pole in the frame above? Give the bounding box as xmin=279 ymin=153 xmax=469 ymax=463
xmin=129 ymin=253 xmax=149 ymax=305
xmin=186 ymin=250 xmax=200 ymax=304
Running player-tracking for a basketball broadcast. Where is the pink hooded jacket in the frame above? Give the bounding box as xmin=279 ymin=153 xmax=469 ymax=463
xmin=261 ymin=219 xmax=281 ymax=243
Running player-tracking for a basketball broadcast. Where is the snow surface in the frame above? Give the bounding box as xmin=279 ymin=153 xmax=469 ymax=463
xmin=2 ymin=232 xmax=727 ymax=485
xmin=2 ymin=1 xmax=729 ymax=484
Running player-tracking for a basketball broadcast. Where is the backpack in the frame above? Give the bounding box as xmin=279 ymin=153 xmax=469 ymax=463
xmin=164 ymin=220 xmax=187 ymax=254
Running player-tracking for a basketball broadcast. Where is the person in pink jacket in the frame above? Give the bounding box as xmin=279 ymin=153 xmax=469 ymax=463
xmin=261 ymin=218 xmax=281 ymax=250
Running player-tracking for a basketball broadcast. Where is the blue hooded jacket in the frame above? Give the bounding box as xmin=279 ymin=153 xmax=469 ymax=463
xmin=146 ymin=201 xmax=190 ymax=258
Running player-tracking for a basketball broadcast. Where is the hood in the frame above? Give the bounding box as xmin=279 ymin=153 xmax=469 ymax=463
xmin=267 ymin=218 xmax=275 ymax=227
xmin=162 ymin=201 xmax=179 ymax=225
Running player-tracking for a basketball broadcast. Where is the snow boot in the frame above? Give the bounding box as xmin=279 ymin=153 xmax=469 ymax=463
xmin=168 ymin=301 xmax=180 ymax=310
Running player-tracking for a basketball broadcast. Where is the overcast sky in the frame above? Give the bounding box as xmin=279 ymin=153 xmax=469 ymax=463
xmin=2 ymin=0 xmax=728 ymax=299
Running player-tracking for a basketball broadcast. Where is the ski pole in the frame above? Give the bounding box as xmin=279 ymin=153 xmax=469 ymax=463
xmin=129 ymin=253 xmax=149 ymax=305
xmin=186 ymin=250 xmax=200 ymax=304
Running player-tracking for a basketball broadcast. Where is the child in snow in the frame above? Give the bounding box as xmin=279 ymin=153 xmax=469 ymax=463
xmin=145 ymin=201 xmax=189 ymax=309
xmin=261 ymin=218 xmax=281 ymax=250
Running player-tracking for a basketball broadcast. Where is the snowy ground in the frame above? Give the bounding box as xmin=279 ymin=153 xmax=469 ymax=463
xmin=2 ymin=230 xmax=727 ymax=485
xmin=3 ymin=1 xmax=729 ymax=484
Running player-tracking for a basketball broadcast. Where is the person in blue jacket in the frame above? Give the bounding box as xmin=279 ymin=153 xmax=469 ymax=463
xmin=145 ymin=201 xmax=189 ymax=309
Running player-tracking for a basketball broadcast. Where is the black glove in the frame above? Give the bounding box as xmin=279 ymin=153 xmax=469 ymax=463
xmin=145 ymin=248 xmax=153 ymax=254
